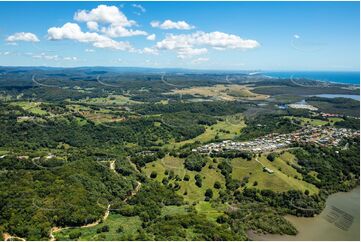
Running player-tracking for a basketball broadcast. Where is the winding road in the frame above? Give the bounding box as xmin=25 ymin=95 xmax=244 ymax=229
xmin=32 ymin=75 xmax=59 ymax=88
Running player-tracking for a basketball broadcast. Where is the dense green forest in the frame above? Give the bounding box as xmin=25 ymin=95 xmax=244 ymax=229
xmin=238 ymin=114 xmax=299 ymax=140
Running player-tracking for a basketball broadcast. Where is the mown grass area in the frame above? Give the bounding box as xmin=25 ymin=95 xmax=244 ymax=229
xmin=165 ymin=114 xmax=246 ymax=149
xmin=75 ymin=95 xmax=140 ymax=106
xmin=231 ymin=152 xmax=318 ymax=194
xmin=328 ymin=117 xmax=344 ymax=123
xmin=80 ymin=111 xmax=126 ymax=123
xmin=10 ymin=101 xmax=48 ymax=115
xmin=161 ymin=205 xmax=189 ymax=217
xmin=54 ymin=213 xmax=142 ymax=241
xmin=285 ymin=116 xmax=344 ymax=126
xmin=194 ymin=202 xmax=226 ymax=222
xmin=66 ymin=104 xmax=125 ymax=123
xmin=161 ymin=200 xmax=226 ymax=224
xmin=168 ymin=84 xmax=269 ymax=101
xmin=143 ymin=155 xmax=225 ymax=202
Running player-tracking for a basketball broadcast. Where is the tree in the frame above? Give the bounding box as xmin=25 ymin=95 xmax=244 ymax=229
xmin=162 ymin=177 xmax=169 ymax=185
xmin=267 ymin=153 xmax=276 ymax=162
xmin=116 ymin=226 xmax=124 ymax=233
xmin=102 ymin=225 xmax=110 ymax=232
xmin=253 ymin=181 xmax=258 ymax=186
xmin=183 ymin=174 xmax=190 ymax=181
xmin=195 ymin=174 xmax=203 ymax=187
xmin=205 ymin=188 xmax=213 ymax=199
xmin=69 ymin=231 xmax=82 ymax=239
xmin=150 ymin=171 xmax=157 ymax=179
xmin=216 ymin=215 xmax=227 ymax=224
xmin=184 ymin=153 xmax=206 ymax=172
xmin=214 ymin=181 xmax=221 ymax=189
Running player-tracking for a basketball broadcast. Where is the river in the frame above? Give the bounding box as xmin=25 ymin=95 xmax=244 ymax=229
xmin=248 ymin=186 xmax=360 ymax=241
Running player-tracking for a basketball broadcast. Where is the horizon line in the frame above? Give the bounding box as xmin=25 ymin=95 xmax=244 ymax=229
xmin=0 ymin=65 xmax=359 ymax=73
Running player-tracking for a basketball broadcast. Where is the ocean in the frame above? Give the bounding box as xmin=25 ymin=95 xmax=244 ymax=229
xmin=262 ymin=71 xmax=360 ymax=85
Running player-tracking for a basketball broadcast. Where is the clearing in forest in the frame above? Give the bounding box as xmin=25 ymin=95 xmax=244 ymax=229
xmin=166 ymin=84 xmax=269 ymax=101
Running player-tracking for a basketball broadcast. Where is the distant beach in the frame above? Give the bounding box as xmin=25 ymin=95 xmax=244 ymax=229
xmin=263 ymin=71 xmax=360 ymax=85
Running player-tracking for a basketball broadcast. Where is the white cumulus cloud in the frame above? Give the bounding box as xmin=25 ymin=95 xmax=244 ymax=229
xmin=150 ymin=20 xmax=195 ymax=30
xmin=146 ymin=34 xmax=156 ymax=41
xmin=6 ymin=32 xmax=40 ymax=42
xmin=86 ymin=21 xmax=99 ymax=31
xmin=74 ymin=5 xmax=146 ymax=38
xmin=74 ymin=4 xmax=135 ymax=27
xmin=101 ymin=25 xmax=147 ymax=38
xmin=47 ymin=22 xmax=133 ymax=51
xmin=156 ymin=31 xmax=259 ymax=50
xmin=154 ymin=31 xmax=259 ymax=58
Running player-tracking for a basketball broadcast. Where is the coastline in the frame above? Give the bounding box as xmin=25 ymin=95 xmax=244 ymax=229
xmin=263 ymin=71 xmax=360 ymax=86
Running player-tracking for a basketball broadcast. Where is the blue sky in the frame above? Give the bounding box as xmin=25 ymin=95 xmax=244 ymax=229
xmin=0 ymin=1 xmax=359 ymax=71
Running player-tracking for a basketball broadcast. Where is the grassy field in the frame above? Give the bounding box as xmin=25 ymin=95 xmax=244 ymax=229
xmin=285 ymin=116 xmax=344 ymax=126
xmin=194 ymin=202 xmax=226 ymax=222
xmin=165 ymin=114 xmax=246 ymax=149
xmin=143 ymin=155 xmax=225 ymax=202
xmin=79 ymin=110 xmax=125 ymax=123
xmin=11 ymin=101 xmax=48 ymax=115
xmin=231 ymin=152 xmax=318 ymax=194
xmin=161 ymin=205 xmax=189 ymax=217
xmin=54 ymin=214 xmax=142 ymax=241
xmin=75 ymin=95 xmax=140 ymax=106
xmin=67 ymin=104 xmax=126 ymax=124
xmin=144 ymin=151 xmax=319 ymax=203
xmin=167 ymin=84 xmax=269 ymax=101
xmin=328 ymin=117 xmax=344 ymax=123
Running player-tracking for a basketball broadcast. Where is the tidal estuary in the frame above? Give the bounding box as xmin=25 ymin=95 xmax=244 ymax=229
xmin=249 ymin=186 xmax=360 ymax=241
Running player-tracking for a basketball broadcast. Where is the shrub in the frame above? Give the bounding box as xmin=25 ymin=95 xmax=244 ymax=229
xmin=267 ymin=153 xmax=276 ymax=162
xmin=184 ymin=153 xmax=206 ymax=172
xmin=214 ymin=181 xmax=221 ymax=189
xmin=150 ymin=171 xmax=157 ymax=179
xmin=205 ymin=188 xmax=213 ymax=199
xmin=69 ymin=231 xmax=82 ymax=239
xmin=216 ymin=215 xmax=227 ymax=224
xmin=195 ymin=174 xmax=203 ymax=187
xmin=101 ymin=225 xmax=110 ymax=232
xmin=116 ymin=226 xmax=124 ymax=233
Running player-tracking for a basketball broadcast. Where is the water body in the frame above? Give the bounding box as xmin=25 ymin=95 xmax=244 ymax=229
xmin=249 ymin=186 xmax=360 ymax=241
xmin=310 ymin=94 xmax=360 ymax=101
xmin=263 ymin=71 xmax=360 ymax=85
